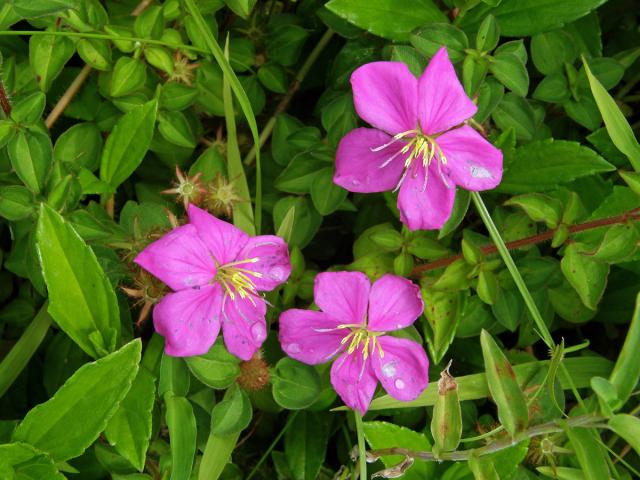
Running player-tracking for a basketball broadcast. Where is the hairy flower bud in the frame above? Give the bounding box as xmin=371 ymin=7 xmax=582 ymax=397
xmin=205 ymin=172 xmax=246 ymax=219
xmin=162 ymin=166 xmax=206 ymax=210
xmin=237 ymin=352 xmax=271 ymax=392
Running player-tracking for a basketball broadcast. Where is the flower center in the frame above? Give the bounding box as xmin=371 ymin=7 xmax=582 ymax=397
xmin=215 ymin=257 xmax=262 ymax=303
xmin=337 ymin=324 xmax=385 ymax=360
xmin=372 ymin=128 xmax=451 ymax=192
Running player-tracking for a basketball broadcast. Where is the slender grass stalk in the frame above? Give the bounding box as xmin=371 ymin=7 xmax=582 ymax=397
xmin=354 ymin=411 xmax=367 ymax=479
xmin=246 ymin=411 xmax=298 ymax=480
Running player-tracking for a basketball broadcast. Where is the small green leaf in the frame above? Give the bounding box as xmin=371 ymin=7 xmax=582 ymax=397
xmin=29 ymin=33 xmax=75 ymax=91
xmin=0 ymin=185 xmax=34 ymax=221
xmin=158 ymin=111 xmax=197 ymax=148
xmin=77 ymin=39 xmax=112 ymax=71
xmin=210 ymin=384 xmax=252 ymax=435
xmin=12 ymin=340 xmax=141 ymax=462
xmin=530 ymin=30 xmax=577 ymax=75
xmin=498 ymin=139 xmax=614 ymax=194
xmin=185 ymin=343 xmax=240 ymax=389
xmin=284 ymin=412 xmax=330 ymax=480
xmin=561 ymin=243 xmax=609 ymax=310
xmin=37 ymin=204 xmax=120 ymax=358
xmin=310 ymin=168 xmax=348 ymax=216
xmin=100 ymin=100 xmax=157 ymax=189
xmin=410 ymin=24 xmax=469 ymax=63
xmin=110 ymin=57 xmax=147 ymax=98
xmin=609 ymin=293 xmax=640 ymax=406
xmin=325 ymin=0 xmax=447 ymax=41
xmin=0 ymin=443 xmax=64 ymax=480
xmin=11 ymin=91 xmax=46 ymax=124
xmin=563 ymin=426 xmax=610 ymax=480
xmin=8 ymin=130 xmax=52 ymax=195
xmin=504 ymin=193 xmax=563 ymax=228
xmin=608 ymin=414 xmax=640 ymax=457
xmin=489 ymin=52 xmax=529 ymax=96
xmin=164 ymin=393 xmax=197 ymax=480
xmin=422 ymin=289 xmax=461 ymax=364
xmin=105 ymin=368 xmax=156 ymax=471
xmin=583 ymin=57 xmax=640 ymax=171
xmin=272 ymin=358 xmax=322 ymax=410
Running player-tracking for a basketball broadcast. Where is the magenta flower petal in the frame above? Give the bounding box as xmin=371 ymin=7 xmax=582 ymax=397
xmin=397 ymin=162 xmax=456 ymax=231
xmin=351 ymin=61 xmax=418 ymax=135
xmin=237 ymin=235 xmax=291 ymax=292
xmin=418 ymin=48 xmax=477 ymax=135
xmin=334 ymin=128 xmax=407 ymax=193
xmin=279 ymin=309 xmax=345 ymax=364
xmin=221 ymin=295 xmax=267 ymax=360
xmin=153 ymin=284 xmax=222 ymax=357
xmin=187 ymin=204 xmax=249 ymax=264
xmin=438 ymin=125 xmax=503 ymax=191
xmin=368 ymin=274 xmax=424 ymax=332
xmin=330 ymin=347 xmax=378 ymax=415
xmin=134 ymin=224 xmax=216 ymax=291
xmin=372 ymin=336 xmax=429 ymax=402
xmin=314 ymin=271 xmax=370 ymax=325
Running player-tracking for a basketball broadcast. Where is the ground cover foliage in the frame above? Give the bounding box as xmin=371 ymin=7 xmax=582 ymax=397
xmin=1 ymin=0 xmax=640 ymax=479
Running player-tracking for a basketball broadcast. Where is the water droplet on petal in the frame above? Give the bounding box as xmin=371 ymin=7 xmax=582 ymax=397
xmin=394 ymin=379 xmax=406 ymax=390
xmin=251 ymin=323 xmax=266 ymax=342
xmin=470 ymin=165 xmax=492 ymax=179
xmin=270 ymin=266 xmax=284 ymax=281
xmin=351 ymin=179 xmax=361 ymax=186
xmin=382 ymin=363 xmax=396 ymax=378
xmin=287 ymin=343 xmax=301 ymax=354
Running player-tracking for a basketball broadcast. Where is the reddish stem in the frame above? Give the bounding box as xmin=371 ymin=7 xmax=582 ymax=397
xmin=412 ymin=209 xmax=640 ymax=276
xmin=0 ymin=81 xmax=11 ymax=116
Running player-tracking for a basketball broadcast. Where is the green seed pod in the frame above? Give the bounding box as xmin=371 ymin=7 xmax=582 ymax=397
xmin=480 ymin=330 xmax=529 ymax=436
xmin=430 ymin=363 xmax=462 ymax=455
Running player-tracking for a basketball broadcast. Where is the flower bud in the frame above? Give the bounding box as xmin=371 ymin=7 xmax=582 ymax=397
xmin=237 ymin=352 xmax=270 ymax=392
xmin=430 ymin=362 xmax=462 ymax=456
xmin=480 ymin=330 xmax=529 ymax=436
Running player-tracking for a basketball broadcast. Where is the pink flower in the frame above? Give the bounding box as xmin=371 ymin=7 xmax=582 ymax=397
xmin=135 ymin=205 xmax=291 ymax=359
xmin=334 ymin=47 xmax=503 ymax=231
xmin=279 ymin=272 xmax=429 ymax=414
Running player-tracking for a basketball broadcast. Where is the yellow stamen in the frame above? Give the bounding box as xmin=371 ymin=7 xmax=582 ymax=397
xmin=336 ymin=324 xmax=386 ymax=360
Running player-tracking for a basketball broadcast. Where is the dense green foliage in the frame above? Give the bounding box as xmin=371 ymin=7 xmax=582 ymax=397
xmin=1 ymin=0 xmax=640 ymax=479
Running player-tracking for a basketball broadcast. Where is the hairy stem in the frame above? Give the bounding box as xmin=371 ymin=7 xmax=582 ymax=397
xmin=368 ymin=414 xmax=604 ymax=462
xmin=243 ymin=28 xmax=334 ymax=166
xmin=0 ymin=80 xmax=12 ymax=116
xmin=412 ymin=208 xmax=640 ymax=275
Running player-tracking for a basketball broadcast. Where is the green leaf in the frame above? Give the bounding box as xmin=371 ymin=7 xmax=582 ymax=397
xmin=421 ymin=289 xmax=461 ymax=364
xmin=8 ymin=130 xmax=52 ymax=195
xmin=110 ymin=57 xmax=147 ymax=98
xmin=158 ymin=111 xmax=197 ymax=149
xmin=410 ymin=24 xmax=469 ymax=63
xmin=105 ymin=368 xmax=156 ymax=471
xmin=608 ymin=414 xmax=640 ymax=457
xmin=159 ymin=354 xmax=190 ymax=397
xmin=310 ymin=168 xmax=348 ymax=216
xmin=37 ymin=204 xmax=120 ymax=358
xmin=54 ymin=122 xmax=103 ymax=171
xmin=0 ymin=443 xmax=64 ymax=480
xmin=489 ymin=52 xmax=529 ymax=96
xmin=224 ymin=0 xmax=257 ymax=19
xmin=29 ymin=33 xmax=75 ymax=91
xmin=185 ymin=343 xmax=241 ymax=389
xmin=11 ymin=91 xmax=46 ymax=124
xmin=273 ymin=196 xmax=322 ymax=249
xmin=0 ymin=185 xmax=34 ymax=221
xmin=609 ymin=293 xmax=640 ymax=406
xmin=497 ymin=139 xmax=614 ymax=194
xmin=504 ymin=193 xmax=563 ymax=228
xmin=561 ymin=243 xmax=609 ymax=310
xmin=198 ymin=430 xmax=240 ymax=480
xmin=583 ymin=57 xmax=640 ymax=171
xmin=563 ymin=426 xmax=610 ymax=480
xmin=530 ymin=30 xmax=577 ymax=75
xmin=491 ymin=94 xmax=536 ymax=141
xmin=284 ymin=412 xmax=330 ymax=480
xmin=363 ymin=421 xmax=434 ymax=479
xmin=272 ymin=357 xmax=322 ymax=410
xmin=210 ymin=384 xmax=252 ymax=435
xmin=459 ymin=0 xmax=607 ymax=37
xmin=12 ymin=340 xmax=141 ymax=462
xmin=325 ymin=0 xmax=448 ymax=41
xmin=100 ymin=100 xmax=157 ymax=189
xmin=164 ymin=393 xmax=197 ymax=480
xmin=12 ymin=0 xmax=78 ymax=16
xmin=77 ymin=39 xmax=112 ymax=71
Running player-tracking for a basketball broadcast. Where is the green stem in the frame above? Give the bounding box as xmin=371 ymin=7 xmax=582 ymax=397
xmin=354 ymin=411 xmax=367 ymax=479
xmin=246 ymin=411 xmax=298 ymax=480
xmin=470 ymin=192 xmax=554 ymax=348
xmin=0 ymin=303 xmax=51 ymax=398
xmin=0 ymin=29 xmax=206 ymax=53
xmin=368 ymin=414 xmax=604 ymax=462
